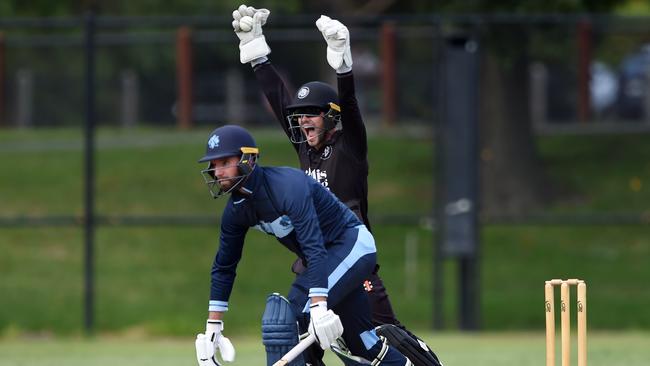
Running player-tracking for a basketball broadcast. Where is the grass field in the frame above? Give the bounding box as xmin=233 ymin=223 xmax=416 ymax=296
xmin=1 ymin=332 xmax=649 ymax=366
xmin=1 ymin=127 xmax=650 ymax=337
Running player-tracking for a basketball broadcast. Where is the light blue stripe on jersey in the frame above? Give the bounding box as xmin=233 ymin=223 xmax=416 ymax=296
xmin=360 ymin=329 xmax=380 ymax=350
xmin=308 ymin=287 xmax=329 ymax=297
xmin=208 ymin=300 xmax=228 ymax=312
xmin=302 ymin=225 xmax=376 ymax=313
xmin=327 ymin=225 xmax=375 ymax=290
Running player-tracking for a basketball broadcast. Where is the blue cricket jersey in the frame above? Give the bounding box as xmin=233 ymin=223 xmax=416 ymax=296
xmin=208 ymin=165 xmax=363 ymax=312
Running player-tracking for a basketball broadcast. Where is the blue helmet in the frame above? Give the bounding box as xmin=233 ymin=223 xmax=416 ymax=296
xmin=198 ymin=124 xmax=257 ymax=163
xmin=199 ymin=125 xmax=259 ymax=198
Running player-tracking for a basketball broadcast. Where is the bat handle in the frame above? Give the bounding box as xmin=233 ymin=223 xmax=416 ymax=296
xmin=272 ymin=333 xmax=316 ymax=366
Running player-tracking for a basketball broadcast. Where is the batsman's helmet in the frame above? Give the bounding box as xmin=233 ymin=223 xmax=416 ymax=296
xmin=198 ymin=125 xmax=259 ymax=198
xmin=285 ymin=81 xmax=341 ymax=144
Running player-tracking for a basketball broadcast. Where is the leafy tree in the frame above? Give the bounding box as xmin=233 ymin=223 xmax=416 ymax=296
xmin=423 ymin=1 xmax=623 ymax=215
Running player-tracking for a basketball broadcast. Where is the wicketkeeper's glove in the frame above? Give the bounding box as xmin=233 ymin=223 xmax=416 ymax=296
xmin=232 ymin=4 xmax=271 ymax=64
xmin=308 ymin=301 xmax=344 ymax=350
xmin=195 ymin=319 xmax=236 ymax=365
xmin=316 ymin=15 xmax=353 ymax=73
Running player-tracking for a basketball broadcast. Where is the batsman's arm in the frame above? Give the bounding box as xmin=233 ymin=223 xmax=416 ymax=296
xmin=208 ymin=311 xmax=224 ymax=320
xmin=209 ymin=210 xmax=248 ymax=308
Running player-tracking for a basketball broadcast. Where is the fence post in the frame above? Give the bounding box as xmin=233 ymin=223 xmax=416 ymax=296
xmin=437 ymin=35 xmax=481 ymax=331
xmin=577 ymin=20 xmax=592 ymax=123
xmin=530 ymin=62 xmax=548 ymax=128
xmin=121 ymin=69 xmax=138 ymax=128
xmin=176 ymin=26 xmax=193 ymax=129
xmin=380 ymin=21 xmax=396 ymax=128
xmin=83 ymin=10 xmax=97 ymax=336
xmin=15 ymin=69 xmax=33 ymax=128
xmin=226 ymin=67 xmax=245 ymax=124
xmin=0 ymin=32 xmax=5 ymax=127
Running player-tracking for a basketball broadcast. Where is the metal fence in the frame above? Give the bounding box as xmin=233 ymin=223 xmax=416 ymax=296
xmin=2 ymin=14 xmax=650 ymax=129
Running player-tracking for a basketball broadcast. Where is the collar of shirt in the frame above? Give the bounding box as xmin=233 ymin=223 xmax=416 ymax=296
xmin=231 ymin=165 xmax=262 ymax=200
xmin=308 ymin=130 xmax=341 ymax=154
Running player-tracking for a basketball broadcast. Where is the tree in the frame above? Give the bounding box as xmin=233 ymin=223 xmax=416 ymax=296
xmin=429 ymin=1 xmax=622 ymax=216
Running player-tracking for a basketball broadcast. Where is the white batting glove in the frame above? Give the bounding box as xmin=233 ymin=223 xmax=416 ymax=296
xmin=195 ymin=319 xmax=236 ymax=366
xmin=232 ymin=4 xmax=271 ymax=64
xmin=316 ymin=15 xmax=353 ymax=73
xmin=308 ymin=301 xmax=343 ymax=350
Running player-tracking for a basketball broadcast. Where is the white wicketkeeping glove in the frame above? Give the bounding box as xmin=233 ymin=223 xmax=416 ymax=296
xmin=232 ymin=4 xmax=271 ymax=64
xmin=195 ymin=319 xmax=236 ymax=366
xmin=315 ymin=15 xmax=353 ymax=73
xmin=308 ymin=301 xmax=344 ymax=350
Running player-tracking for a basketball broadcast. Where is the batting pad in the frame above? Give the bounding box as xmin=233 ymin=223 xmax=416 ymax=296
xmin=262 ymin=293 xmax=304 ymax=366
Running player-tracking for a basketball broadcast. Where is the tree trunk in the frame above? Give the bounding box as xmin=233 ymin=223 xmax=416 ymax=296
xmin=479 ymin=43 xmax=555 ymax=217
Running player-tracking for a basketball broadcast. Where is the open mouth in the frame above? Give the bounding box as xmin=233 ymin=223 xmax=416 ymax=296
xmin=301 ymin=124 xmax=319 ymax=141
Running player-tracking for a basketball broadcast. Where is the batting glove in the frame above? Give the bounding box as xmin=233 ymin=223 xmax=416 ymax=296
xmin=308 ymin=301 xmax=344 ymax=350
xmin=316 ymin=15 xmax=353 ymax=73
xmin=232 ymin=4 xmax=271 ymax=64
xmin=195 ymin=319 xmax=236 ymax=366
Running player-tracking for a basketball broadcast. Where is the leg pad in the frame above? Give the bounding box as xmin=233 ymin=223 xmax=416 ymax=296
xmin=262 ymin=293 xmax=304 ymax=366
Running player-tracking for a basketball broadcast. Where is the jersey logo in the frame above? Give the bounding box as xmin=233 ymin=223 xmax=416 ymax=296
xmin=321 ymin=145 xmax=333 ymax=160
xmin=363 ymin=280 xmax=373 ymax=292
xmin=305 ymin=168 xmax=329 ymax=189
xmin=253 ymin=215 xmax=294 ymax=238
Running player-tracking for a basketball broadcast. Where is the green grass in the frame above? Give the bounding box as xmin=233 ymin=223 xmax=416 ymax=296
xmin=538 ymin=134 xmax=650 ymax=212
xmin=0 ymin=332 xmax=648 ymax=366
xmin=0 ymin=127 xmax=434 ymax=217
xmin=1 ymin=127 xmax=650 ymax=336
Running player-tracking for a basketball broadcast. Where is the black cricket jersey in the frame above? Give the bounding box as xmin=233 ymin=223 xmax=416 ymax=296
xmin=254 ymin=61 xmax=371 ymax=229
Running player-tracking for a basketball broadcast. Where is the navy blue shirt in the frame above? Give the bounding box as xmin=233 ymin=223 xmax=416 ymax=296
xmin=209 ymin=165 xmax=362 ymax=312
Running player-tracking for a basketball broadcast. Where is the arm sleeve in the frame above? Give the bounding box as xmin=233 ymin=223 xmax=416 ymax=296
xmin=253 ymin=61 xmax=300 ymax=153
xmin=281 ymin=181 xmax=329 ymax=297
xmin=209 ymin=207 xmax=248 ymax=312
xmin=337 ymin=71 xmax=368 ymax=158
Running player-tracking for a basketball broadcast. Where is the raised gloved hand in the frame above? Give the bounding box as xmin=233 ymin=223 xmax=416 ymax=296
xmin=232 ymin=4 xmax=271 ymax=64
xmin=195 ymin=319 xmax=236 ymax=365
xmin=315 ymin=15 xmax=353 ymax=73
xmin=308 ymin=301 xmax=344 ymax=350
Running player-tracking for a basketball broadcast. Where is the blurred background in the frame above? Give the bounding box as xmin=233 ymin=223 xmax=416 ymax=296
xmin=1 ymin=0 xmax=649 ymax=365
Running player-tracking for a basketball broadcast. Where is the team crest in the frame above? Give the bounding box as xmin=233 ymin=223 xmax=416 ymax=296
xmin=363 ymin=280 xmax=373 ymax=292
xmin=297 ymin=86 xmax=310 ymax=99
xmin=208 ymin=134 xmax=220 ymax=148
xmin=321 ymin=145 xmax=333 ymax=160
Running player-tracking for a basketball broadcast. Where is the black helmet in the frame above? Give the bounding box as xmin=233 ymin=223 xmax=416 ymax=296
xmin=286 ymin=81 xmax=339 ymax=111
xmin=198 ymin=125 xmax=259 ymax=198
xmin=285 ymin=81 xmax=341 ymax=144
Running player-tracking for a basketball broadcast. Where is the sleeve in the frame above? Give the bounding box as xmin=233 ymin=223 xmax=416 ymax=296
xmin=337 ymin=71 xmax=368 ymax=158
xmin=281 ymin=179 xmax=329 ymax=298
xmin=209 ymin=205 xmax=248 ymax=312
xmin=253 ymin=61 xmax=300 ymax=153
